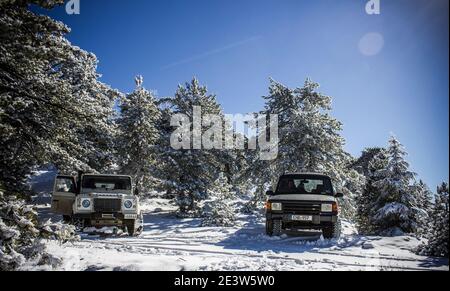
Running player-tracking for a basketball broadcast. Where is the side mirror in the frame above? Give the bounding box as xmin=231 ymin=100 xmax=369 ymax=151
xmin=335 ymin=192 xmax=344 ymax=198
xmin=266 ymin=190 xmax=275 ymax=196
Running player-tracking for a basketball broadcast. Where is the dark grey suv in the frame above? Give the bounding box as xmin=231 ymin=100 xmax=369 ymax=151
xmin=265 ymin=173 xmax=343 ymax=239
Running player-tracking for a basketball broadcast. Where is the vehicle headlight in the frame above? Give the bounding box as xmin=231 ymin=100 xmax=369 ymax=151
xmin=271 ymin=203 xmax=282 ymax=211
xmin=321 ymin=204 xmax=333 ymax=213
xmin=124 ymin=200 xmax=133 ymax=209
xmin=81 ymin=199 xmax=91 ymax=209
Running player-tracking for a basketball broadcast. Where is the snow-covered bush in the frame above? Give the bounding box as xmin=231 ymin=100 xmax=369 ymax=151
xmin=201 ymin=174 xmax=236 ymax=227
xmin=240 ymin=184 xmax=267 ymax=215
xmin=0 ymin=189 xmax=78 ymax=270
xmin=417 ymin=183 xmax=449 ymax=258
xmin=175 ymin=189 xmax=207 ymax=218
xmin=202 ymin=199 xmax=237 ymax=227
xmin=373 ymin=202 xmax=411 ymax=234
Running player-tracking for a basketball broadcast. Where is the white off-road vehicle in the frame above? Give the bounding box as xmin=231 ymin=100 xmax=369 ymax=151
xmin=51 ymin=173 xmax=143 ymax=236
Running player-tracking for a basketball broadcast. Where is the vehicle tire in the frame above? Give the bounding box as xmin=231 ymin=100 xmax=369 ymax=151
xmin=266 ymin=219 xmax=273 ymax=236
xmin=124 ymin=213 xmax=143 ymax=236
xmin=323 ymin=218 xmax=342 ymax=239
xmin=72 ymin=218 xmax=86 ymax=231
xmin=63 ymin=215 xmax=72 ymax=223
xmin=272 ymin=219 xmax=283 ymax=237
xmin=124 ymin=220 xmax=136 ymax=236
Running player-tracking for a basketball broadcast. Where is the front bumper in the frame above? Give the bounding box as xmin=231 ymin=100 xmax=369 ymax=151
xmin=73 ymin=212 xmax=139 ymax=227
xmin=267 ymin=212 xmax=338 ymax=229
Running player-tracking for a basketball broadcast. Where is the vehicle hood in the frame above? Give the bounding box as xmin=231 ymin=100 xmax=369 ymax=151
xmin=269 ymin=194 xmax=336 ymax=202
xmin=83 ymin=192 xmax=131 ymax=199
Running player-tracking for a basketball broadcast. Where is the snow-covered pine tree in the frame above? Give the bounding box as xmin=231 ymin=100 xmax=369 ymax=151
xmin=230 ymin=137 xmax=260 ymax=213
xmin=371 ymin=136 xmax=418 ymax=234
xmin=202 ymin=173 xmax=237 ymax=227
xmin=413 ymin=180 xmax=434 ymax=235
xmin=351 ymin=148 xmax=385 ymax=177
xmin=251 ymin=78 xmax=362 ymax=218
xmin=0 ymin=0 xmax=118 ymax=193
xmin=116 ymin=76 xmax=160 ymax=195
xmin=151 ymin=104 xmax=177 ymax=197
xmin=239 ymin=135 xmax=273 ymax=213
xmin=355 ymin=149 xmax=388 ymax=234
xmin=156 ymin=78 xmax=225 ymax=216
xmin=417 ymin=183 xmax=449 ymax=258
xmin=344 ymin=168 xmax=366 ymax=214
xmin=0 ymin=0 xmax=114 ymax=269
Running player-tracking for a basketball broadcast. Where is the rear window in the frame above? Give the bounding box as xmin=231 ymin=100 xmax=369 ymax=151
xmin=82 ymin=176 xmax=132 ymax=191
xmin=276 ymin=175 xmax=333 ymax=195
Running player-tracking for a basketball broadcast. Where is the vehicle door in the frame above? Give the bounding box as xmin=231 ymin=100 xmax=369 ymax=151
xmin=51 ymin=175 xmax=76 ymax=216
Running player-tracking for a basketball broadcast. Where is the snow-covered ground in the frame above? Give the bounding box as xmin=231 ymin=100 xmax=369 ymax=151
xmin=40 ymin=198 xmax=449 ymax=271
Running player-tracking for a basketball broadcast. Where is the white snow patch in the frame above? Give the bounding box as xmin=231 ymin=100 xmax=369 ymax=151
xmin=37 ymin=197 xmax=449 ymax=271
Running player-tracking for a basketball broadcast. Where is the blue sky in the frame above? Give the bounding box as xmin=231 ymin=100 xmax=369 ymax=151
xmin=37 ymin=0 xmax=449 ymax=189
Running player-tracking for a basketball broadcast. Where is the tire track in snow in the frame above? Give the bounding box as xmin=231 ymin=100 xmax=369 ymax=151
xmin=77 ymin=239 xmax=435 ymax=271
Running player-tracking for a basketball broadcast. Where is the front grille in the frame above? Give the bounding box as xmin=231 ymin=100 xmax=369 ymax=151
xmin=282 ymin=202 xmax=321 ymax=215
xmin=94 ymin=198 xmax=121 ymax=213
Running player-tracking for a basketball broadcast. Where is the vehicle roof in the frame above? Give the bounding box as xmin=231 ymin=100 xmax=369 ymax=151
xmin=282 ymin=172 xmax=331 ymax=178
xmin=82 ymin=174 xmax=132 ymax=178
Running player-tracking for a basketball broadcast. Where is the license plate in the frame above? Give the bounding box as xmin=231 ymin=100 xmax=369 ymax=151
xmin=102 ymin=214 xmax=115 ymax=219
xmin=124 ymin=214 xmax=138 ymax=220
xmin=291 ymin=215 xmax=313 ymax=222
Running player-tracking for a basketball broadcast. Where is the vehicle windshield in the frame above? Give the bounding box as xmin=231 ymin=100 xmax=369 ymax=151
xmin=81 ymin=176 xmax=132 ymax=191
xmin=276 ymin=175 xmax=334 ymax=195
